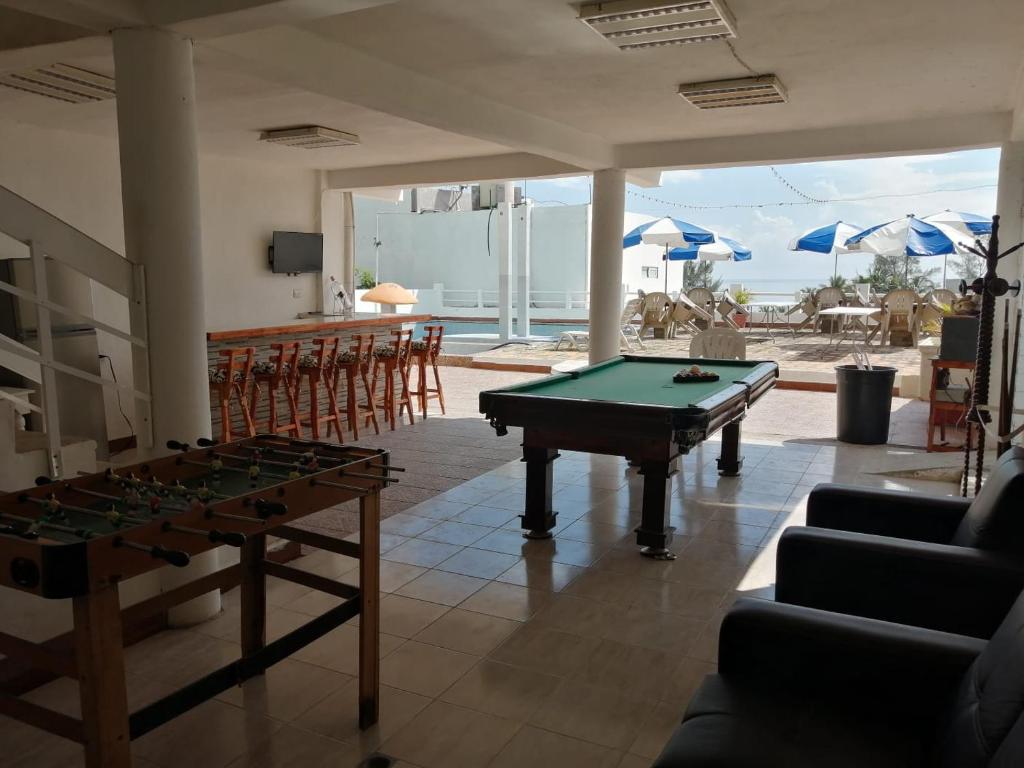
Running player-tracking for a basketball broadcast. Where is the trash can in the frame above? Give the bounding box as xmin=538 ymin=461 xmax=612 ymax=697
xmin=835 ymin=364 xmax=897 ymax=444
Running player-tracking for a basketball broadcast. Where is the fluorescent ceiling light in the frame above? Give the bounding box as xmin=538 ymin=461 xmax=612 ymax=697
xmin=259 ymin=126 xmax=361 ymax=149
xmin=0 ymin=64 xmax=114 ymax=103
xmin=678 ymin=75 xmax=787 ymax=108
xmin=578 ymin=0 xmax=736 ymax=50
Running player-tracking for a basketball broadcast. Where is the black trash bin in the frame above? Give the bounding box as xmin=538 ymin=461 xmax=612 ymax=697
xmin=835 ymin=364 xmax=897 ymax=444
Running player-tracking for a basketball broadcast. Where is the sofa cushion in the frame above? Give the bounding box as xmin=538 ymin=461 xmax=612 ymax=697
xmin=951 ymin=447 xmax=1024 ymax=553
xmin=654 ymin=675 xmax=928 ymax=768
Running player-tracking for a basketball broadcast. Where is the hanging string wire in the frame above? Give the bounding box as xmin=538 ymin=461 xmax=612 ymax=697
xmin=768 ymin=166 xmax=829 ymax=203
xmin=625 ymin=183 xmax=997 ymax=212
xmin=724 ymin=40 xmax=759 ymax=76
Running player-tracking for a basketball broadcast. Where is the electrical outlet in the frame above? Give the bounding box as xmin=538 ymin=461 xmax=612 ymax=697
xmin=292 ymin=289 xmax=303 ymax=299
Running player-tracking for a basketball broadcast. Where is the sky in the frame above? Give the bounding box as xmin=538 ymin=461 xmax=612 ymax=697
xmin=521 ymin=148 xmax=1000 ymax=286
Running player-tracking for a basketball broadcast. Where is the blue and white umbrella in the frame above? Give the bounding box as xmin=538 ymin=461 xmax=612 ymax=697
xmin=668 ymin=236 xmax=752 ymax=262
xmin=623 ymin=216 xmax=716 ymax=291
xmin=845 ymin=214 xmax=971 ymax=285
xmin=922 ymin=210 xmax=992 ymax=239
xmin=787 ymin=220 xmax=861 ymax=278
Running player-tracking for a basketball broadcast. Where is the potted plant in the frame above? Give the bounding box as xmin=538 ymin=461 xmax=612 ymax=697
xmin=732 ymin=288 xmax=752 ymax=328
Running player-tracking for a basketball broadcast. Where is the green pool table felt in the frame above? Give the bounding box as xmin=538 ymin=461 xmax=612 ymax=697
xmin=506 ymin=359 xmax=759 ymax=407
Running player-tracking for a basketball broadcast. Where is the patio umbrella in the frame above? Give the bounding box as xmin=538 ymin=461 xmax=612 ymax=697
xmin=668 ymin=236 xmax=752 ymax=262
xmin=844 ymin=214 xmax=968 ymax=286
xmin=787 ymin=220 xmax=861 ymax=278
xmin=921 ymin=211 xmax=992 ymax=282
xmin=623 ymin=216 xmax=715 ymax=292
xmin=361 ymin=282 xmax=419 ymax=305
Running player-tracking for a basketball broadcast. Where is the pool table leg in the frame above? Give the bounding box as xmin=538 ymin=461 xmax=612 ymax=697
xmin=635 ymin=458 xmax=678 ymax=560
xmin=718 ymin=419 xmax=744 ymax=476
xmin=522 ymin=444 xmax=558 ymax=539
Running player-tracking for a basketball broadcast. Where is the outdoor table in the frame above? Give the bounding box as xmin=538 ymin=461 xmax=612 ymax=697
xmin=743 ymin=301 xmax=797 ymax=340
xmin=818 ymin=306 xmax=881 ymax=348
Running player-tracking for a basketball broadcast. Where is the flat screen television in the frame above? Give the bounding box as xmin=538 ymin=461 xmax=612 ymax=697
xmin=269 ymin=231 xmax=323 ymax=274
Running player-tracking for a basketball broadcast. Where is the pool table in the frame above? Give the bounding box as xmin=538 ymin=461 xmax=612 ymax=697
xmin=479 ymin=355 xmax=778 ymax=558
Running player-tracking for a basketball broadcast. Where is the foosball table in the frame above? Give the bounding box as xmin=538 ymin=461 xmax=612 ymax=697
xmin=0 ymin=434 xmax=393 ymax=768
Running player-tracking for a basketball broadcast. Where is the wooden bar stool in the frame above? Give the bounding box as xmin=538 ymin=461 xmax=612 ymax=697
xmin=410 ymin=325 xmax=446 ymax=418
xmin=299 ymin=336 xmax=344 ymax=441
xmin=209 ymin=347 xmax=256 ymax=443
xmin=335 ymin=333 xmax=379 ymax=440
xmin=250 ymin=341 xmax=303 ymax=438
xmin=370 ymin=329 xmax=415 ymax=430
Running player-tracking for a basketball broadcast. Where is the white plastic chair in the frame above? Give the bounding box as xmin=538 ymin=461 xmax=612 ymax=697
xmin=689 ymin=327 xmax=746 ymax=360
xmin=639 ymin=292 xmax=674 ymax=339
xmin=812 ymin=287 xmax=845 ymax=333
xmin=879 ymin=289 xmax=921 ymax=347
xmin=686 ymin=287 xmax=717 ymax=329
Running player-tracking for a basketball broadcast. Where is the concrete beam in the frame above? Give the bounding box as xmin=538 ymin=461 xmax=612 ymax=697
xmin=325 ymin=153 xmax=582 ymax=191
xmin=1011 ymin=61 xmax=1024 ymax=142
xmin=616 ymin=112 xmax=1011 ymax=171
xmin=203 ymin=26 xmax=616 ymax=171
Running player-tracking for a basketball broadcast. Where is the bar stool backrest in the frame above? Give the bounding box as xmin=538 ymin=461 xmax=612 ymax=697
xmin=391 ymin=328 xmax=414 ymax=366
xmin=423 ymin=325 xmax=445 ymax=359
xmin=271 ymin=341 xmax=301 ymax=386
xmin=312 ymin=336 xmax=342 ymax=369
xmin=214 ymin=346 xmax=255 ymax=385
xmin=351 ymin=333 xmax=375 ymax=367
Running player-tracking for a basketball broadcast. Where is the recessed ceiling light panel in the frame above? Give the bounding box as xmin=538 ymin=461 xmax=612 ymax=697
xmin=0 ymin=63 xmax=115 ymax=103
xmin=259 ymin=126 xmax=361 ymax=149
xmin=678 ymin=75 xmax=787 ymax=109
xmin=578 ymin=0 xmax=736 ymax=50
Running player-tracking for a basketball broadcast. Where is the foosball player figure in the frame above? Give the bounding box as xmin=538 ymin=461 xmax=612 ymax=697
xmin=195 ymin=481 xmax=214 ymax=503
xmin=288 ymin=464 xmax=303 ymax=481
xmin=301 ymin=452 xmax=320 ymax=472
xmin=125 ymin=486 xmax=141 ymax=509
xmin=248 ymin=462 xmax=261 ymax=488
xmin=210 ymin=457 xmax=224 ymax=486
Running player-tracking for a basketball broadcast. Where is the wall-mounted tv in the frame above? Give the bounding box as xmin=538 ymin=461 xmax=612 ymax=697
xmin=269 ymin=231 xmax=323 ymax=274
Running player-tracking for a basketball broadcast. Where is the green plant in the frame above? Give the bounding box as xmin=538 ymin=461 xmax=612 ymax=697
xmin=356 ymin=268 xmax=376 ymax=289
xmin=682 ymin=261 xmax=723 ymax=292
xmin=822 ymin=274 xmax=850 ymax=291
xmin=733 ymin=288 xmax=752 ymax=304
xmin=855 ymin=253 xmax=938 ymax=294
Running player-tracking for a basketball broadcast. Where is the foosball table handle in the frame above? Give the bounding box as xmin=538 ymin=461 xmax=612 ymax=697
xmin=166 ymin=440 xmax=191 ymax=452
xmin=210 ymin=529 xmax=247 ymax=547
xmin=196 ymin=437 xmax=217 ymax=447
xmin=153 ymin=545 xmax=192 ymax=567
xmin=247 ymin=498 xmax=287 ymax=519
xmin=35 ymin=476 xmax=53 ymax=486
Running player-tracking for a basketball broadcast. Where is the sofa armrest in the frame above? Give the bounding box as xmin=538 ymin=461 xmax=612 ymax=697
xmin=718 ymin=598 xmax=984 ymax=712
xmin=776 ymin=527 xmax=1024 ymax=638
xmin=807 ymin=483 xmax=969 ymax=542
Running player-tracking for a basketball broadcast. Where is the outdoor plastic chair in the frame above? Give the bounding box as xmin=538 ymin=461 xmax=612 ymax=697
xmin=619 ymin=297 xmax=645 ymax=350
xmin=639 ymin=292 xmax=674 ymax=339
xmin=686 ymin=287 xmax=717 ymax=329
xmin=879 ymin=289 xmax=921 ymax=347
xmin=812 ymin=287 xmax=845 ymax=333
xmin=668 ymin=301 xmax=702 ymax=338
xmin=924 ymin=288 xmax=957 ymax=308
xmin=689 ymin=327 xmax=746 ymax=360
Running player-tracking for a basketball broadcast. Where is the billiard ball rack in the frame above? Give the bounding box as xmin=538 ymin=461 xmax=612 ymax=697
xmin=0 ymin=435 xmax=395 ymax=768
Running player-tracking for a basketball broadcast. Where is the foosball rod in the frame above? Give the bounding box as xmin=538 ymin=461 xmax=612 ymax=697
xmin=18 ymin=494 xmax=149 ymax=526
xmin=207 ymin=450 xmax=307 ymax=471
xmin=310 ymin=477 xmax=371 ymax=494
xmin=0 ymin=511 xmax=94 ymax=539
xmin=113 ymin=536 xmax=190 ymax=567
xmin=339 ymin=471 xmax=399 ymax=484
xmin=160 ymin=521 xmax=246 ymax=547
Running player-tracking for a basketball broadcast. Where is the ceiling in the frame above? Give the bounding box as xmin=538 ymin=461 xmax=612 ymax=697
xmin=0 ymin=0 xmax=1022 ymax=184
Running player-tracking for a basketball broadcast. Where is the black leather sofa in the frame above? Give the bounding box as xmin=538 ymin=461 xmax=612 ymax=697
xmin=652 ymin=591 xmax=1024 ymax=767
xmin=775 ymin=446 xmax=1024 ymax=638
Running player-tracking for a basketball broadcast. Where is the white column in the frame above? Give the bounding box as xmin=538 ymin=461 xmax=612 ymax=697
xmin=113 ymin=27 xmax=217 ymax=625
xmin=517 ymin=200 xmax=532 ymax=338
xmin=588 ymin=169 xmax=626 ymax=364
xmin=497 ymin=181 xmax=514 ymax=341
xmin=343 ymin=191 xmax=356 ymax=304
xmin=996 ymin=141 xmax=1024 ymax=430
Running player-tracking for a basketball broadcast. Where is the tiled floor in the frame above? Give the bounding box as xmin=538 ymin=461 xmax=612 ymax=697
xmin=0 ymin=370 xmax=961 ymax=768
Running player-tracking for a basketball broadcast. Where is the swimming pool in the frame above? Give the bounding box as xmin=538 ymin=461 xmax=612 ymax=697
xmin=412 ymin=320 xmax=587 ymax=339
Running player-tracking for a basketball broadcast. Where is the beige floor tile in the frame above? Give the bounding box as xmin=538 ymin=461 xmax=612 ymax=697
xmin=291 ymin=549 xmax=361 ymax=579
xmin=380 ymin=513 xmax=440 ymax=537
xmin=495 ymin=558 xmax=584 ymax=592
xmin=382 ymin=538 xmax=464 ymax=568
xmin=530 ymin=594 xmax=620 ymax=638
xmin=223 ymin=724 xmax=363 ymax=767
xmin=295 ymin=679 xmax=431 ymax=752
xmin=134 ymin=699 xmax=283 ymax=768
xmin=562 ymin=568 xmax=641 ymax=605
xmin=558 ymin=519 xmax=632 ymax=546
xmin=375 ymin=560 xmax=427 ymax=593
xmin=661 ymin=658 xmax=717 ymax=707
xmin=474 ymin=527 xmax=532 ymax=556
xmin=414 ymin=607 xmax=519 ymax=655
xmin=628 ymin=579 xmax=726 ymax=619
xmin=417 ymin=520 xmax=494 ymax=546
xmin=602 ymin=605 xmax=706 ymax=654
xmin=439 ymin=659 xmax=561 ymax=722
xmin=378 ymin=594 xmax=450 ymax=637
xmin=380 ymin=701 xmax=520 ymax=768
xmin=380 ymin=640 xmax=479 ymax=697
xmin=459 ymin=581 xmax=554 ymax=621
xmin=0 ymin=715 xmax=98 ymax=768
xmin=436 ymin=547 xmax=521 ymax=579
xmin=489 ymin=624 xmax=601 ymax=678
xmin=571 ymin=638 xmax=679 ymax=701
xmin=530 ymin=679 xmax=652 ymax=750
xmin=453 ymin=505 xmax=518 ymax=528
xmin=617 ymin=753 xmax=654 ymax=768
xmin=293 ymin=623 xmax=405 ymax=676
xmin=287 ymin=588 xmax=346 ymax=617
xmin=216 ymin=658 xmax=351 ymax=722
xmin=395 ymin=569 xmax=489 ymax=606
xmin=489 ymin=726 xmax=622 ymax=768
xmin=195 ymin=605 xmax=310 ymax=645
xmin=630 ymin=702 xmax=685 ymax=760
xmin=265 ymin=576 xmax=313 ymax=607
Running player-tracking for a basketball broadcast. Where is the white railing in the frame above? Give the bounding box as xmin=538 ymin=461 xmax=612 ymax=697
xmin=0 ymin=184 xmax=151 ymax=476
xmin=440 ymin=287 xmax=590 ymax=311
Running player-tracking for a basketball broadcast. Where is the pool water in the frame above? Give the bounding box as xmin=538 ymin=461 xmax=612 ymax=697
xmin=413 ymin=320 xmax=586 ymax=339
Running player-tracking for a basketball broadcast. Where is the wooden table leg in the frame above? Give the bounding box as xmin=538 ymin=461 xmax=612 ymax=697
xmin=717 ymin=420 xmax=744 ymax=476
xmin=240 ymin=533 xmax=267 ymax=660
xmin=634 ymin=458 xmax=678 ymax=560
xmin=359 ymin=491 xmax=380 ymax=729
xmin=522 ymin=441 xmax=558 ymax=539
xmin=74 ymin=585 xmax=131 ymax=768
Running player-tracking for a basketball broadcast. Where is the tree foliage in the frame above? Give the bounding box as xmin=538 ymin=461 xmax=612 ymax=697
xmin=950 ymin=252 xmax=984 ymax=281
xmin=855 ymin=254 xmax=938 ymax=294
xmin=356 ymin=268 xmax=377 ymax=289
xmin=682 ymin=260 xmax=723 ymax=292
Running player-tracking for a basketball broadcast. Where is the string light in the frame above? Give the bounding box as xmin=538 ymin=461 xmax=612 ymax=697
xmin=626 ymin=182 xmax=997 ymax=211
